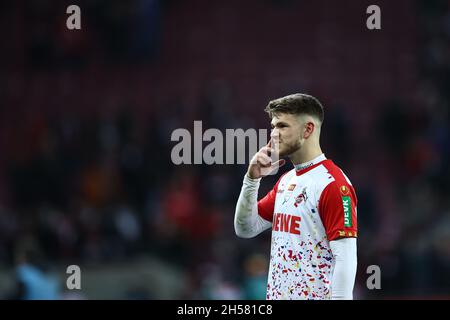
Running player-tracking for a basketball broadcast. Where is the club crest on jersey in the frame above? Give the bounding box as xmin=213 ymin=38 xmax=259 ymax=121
xmin=340 ymin=185 xmax=350 ymax=195
xmin=294 ymin=187 xmax=308 ymax=207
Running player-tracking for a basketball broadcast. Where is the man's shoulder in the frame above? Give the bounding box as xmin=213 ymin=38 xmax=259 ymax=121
xmin=306 ymin=159 xmax=355 ymax=193
xmin=323 ymin=160 xmax=354 ymax=185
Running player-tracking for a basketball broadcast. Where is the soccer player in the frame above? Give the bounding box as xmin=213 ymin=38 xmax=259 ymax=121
xmin=234 ymin=94 xmax=358 ymax=300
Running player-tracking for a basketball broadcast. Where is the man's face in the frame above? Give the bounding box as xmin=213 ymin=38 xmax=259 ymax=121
xmin=270 ymin=113 xmax=303 ymax=157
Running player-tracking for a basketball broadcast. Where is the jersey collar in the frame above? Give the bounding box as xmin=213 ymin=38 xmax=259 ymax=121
xmin=294 ymin=153 xmax=327 ymax=176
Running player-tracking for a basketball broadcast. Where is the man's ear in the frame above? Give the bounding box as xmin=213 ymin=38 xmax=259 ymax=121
xmin=303 ymin=121 xmax=315 ymax=139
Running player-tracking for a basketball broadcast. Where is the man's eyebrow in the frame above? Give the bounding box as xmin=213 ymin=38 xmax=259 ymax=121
xmin=272 ymin=121 xmax=288 ymax=127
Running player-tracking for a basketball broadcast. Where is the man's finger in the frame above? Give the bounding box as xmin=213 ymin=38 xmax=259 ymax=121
xmin=257 ymin=154 xmax=271 ymax=167
xmin=261 ymin=158 xmax=286 ymax=176
xmin=271 ymin=139 xmax=280 ymax=152
xmin=259 ymin=153 xmax=272 ymax=164
xmin=269 ymin=159 xmax=286 ymax=172
xmin=258 ymin=160 xmax=272 ymax=168
xmin=260 ymin=146 xmax=275 ymax=156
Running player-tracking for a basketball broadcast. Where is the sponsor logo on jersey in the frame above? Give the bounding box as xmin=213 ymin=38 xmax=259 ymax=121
xmin=295 ymin=162 xmax=315 ymax=171
xmin=288 ymin=184 xmax=296 ymax=191
xmin=272 ymin=213 xmax=301 ymax=235
xmin=342 ymin=196 xmax=352 ymax=227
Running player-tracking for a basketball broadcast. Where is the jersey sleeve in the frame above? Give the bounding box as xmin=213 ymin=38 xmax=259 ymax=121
xmin=257 ymin=173 xmax=286 ymax=222
xmin=318 ymin=181 xmax=358 ymax=241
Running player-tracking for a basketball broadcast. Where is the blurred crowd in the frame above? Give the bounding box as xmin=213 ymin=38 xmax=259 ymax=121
xmin=0 ymin=0 xmax=449 ymax=299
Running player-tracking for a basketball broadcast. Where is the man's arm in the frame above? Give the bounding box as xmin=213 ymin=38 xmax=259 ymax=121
xmin=318 ymin=179 xmax=358 ymax=299
xmin=234 ymin=174 xmax=272 ymax=238
xmin=330 ymin=238 xmax=357 ymax=300
xmin=234 ymin=139 xmax=285 ymax=238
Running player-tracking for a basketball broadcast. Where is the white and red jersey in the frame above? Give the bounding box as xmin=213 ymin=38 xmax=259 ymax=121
xmin=258 ymin=155 xmax=358 ymax=300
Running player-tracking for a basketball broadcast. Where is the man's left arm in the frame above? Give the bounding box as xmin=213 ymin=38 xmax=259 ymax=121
xmin=330 ymin=238 xmax=357 ymax=300
xmin=318 ymin=181 xmax=359 ymax=300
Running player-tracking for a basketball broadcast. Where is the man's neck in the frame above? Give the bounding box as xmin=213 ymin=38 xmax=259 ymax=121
xmin=289 ymin=145 xmax=323 ymax=166
xmin=294 ymin=153 xmax=326 ymax=172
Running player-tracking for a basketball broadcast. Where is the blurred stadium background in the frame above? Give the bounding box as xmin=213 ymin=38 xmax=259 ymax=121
xmin=0 ymin=0 xmax=449 ymax=299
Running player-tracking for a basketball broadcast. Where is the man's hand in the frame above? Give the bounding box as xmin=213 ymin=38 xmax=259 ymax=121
xmin=247 ymin=139 xmax=286 ymax=179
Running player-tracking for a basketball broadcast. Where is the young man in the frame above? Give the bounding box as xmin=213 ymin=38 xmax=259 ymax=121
xmin=234 ymin=93 xmax=358 ymax=300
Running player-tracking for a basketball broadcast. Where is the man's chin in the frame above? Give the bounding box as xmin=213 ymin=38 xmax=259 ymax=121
xmin=278 ymin=148 xmax=289 ymax=158
xmin=278 ymin=145 xmax=299 ymax=158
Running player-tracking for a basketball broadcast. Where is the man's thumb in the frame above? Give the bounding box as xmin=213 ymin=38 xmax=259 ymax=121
xmin=274 ymin=159 xmax=286 ymax=168
xmin=268 ymin=159 xmax=286 ymax=175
